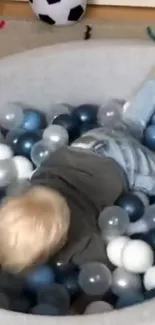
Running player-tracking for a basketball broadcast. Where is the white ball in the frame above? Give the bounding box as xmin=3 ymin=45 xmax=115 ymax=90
xmin=0 ymin=144 xmax=13 ymax=160
xmin=122 ymin=240 xmax=154 ymax=273
xmin=106 ymin=236 xmax=130 ymax=267
xmin=143 ymin=266 xmax=155 ymax=291
xmin=127 ymin=219 xmax=149 ymax=236
xmin=13 ymin=156 xmax=33 ymax=180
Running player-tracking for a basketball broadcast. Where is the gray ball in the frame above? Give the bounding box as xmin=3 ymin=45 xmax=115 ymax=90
xmin=111 ymin=267 xmax=142 ymax=296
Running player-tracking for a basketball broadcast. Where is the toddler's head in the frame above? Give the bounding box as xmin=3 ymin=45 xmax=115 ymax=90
xmin=0 ymin=186 xmax=70 ymax=273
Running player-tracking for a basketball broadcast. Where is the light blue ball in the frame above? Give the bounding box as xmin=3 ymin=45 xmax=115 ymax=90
xmin=143 ymin=125 xmax=155 ymax=151
xmin=21 ymin=109 xmax=47 ymax=131
xmin=25 ymin=265 xmax=55 ymax=290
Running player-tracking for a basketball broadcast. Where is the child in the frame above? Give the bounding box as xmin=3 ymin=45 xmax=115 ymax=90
xmin=0 ymin=133 xmax=127 ymax=273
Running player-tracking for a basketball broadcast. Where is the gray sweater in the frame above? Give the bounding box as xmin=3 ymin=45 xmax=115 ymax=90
xmin=31 ymin=146 xmax=127 ymax=267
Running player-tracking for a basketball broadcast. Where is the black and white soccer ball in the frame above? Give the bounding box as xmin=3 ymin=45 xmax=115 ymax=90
xmin=29 ymin=0 xmax=87 ymax=26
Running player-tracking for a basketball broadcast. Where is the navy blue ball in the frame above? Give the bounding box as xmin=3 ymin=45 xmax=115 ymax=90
xmin=80 ymin=122 xmax=101 ymax=135
xmin=143 ymin=125 xmax=155 ymax=151
xmin=31 ymin=303 xmax=62 ymax=315
xmin=116 ymin=193 xmax=145 ymax=222
xmin=71 ymin=104 xmax=98 ymax=125
xmin=25 ymin=265 xmax=55 ymax=291
xmin=15 ymin=131 xmax=41 ymax=159
xmin=10 ymin=296 xmax=31 ymax=313
xmin=37 ymin=284 xmax=70 ymax=313
xmin=150 ymin=113 xmax=155 ymax=125
xmin=5 ymin=129 xmax=25 ymax=151
xmin=21 ymin=109 xmax=47 ymax=131
xmin=53 ymin=113 xmax=80 ymax=142
xmin=59 ymin=271 xmax=81 ymax=298
xmin=131 ymin=230 xmax=155 ymax=253
xmin=145 ymin=289 xmax=155 ymax=300
xmin=116 ymin=291 xmax=144 ymax=309
xmin=53 ymin=261 xmax=76 ymax=277
xmin=149 ymin=195 xmax=155 ymax=205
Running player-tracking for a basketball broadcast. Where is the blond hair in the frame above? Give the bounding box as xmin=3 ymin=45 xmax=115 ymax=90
xmin=0 ymin=186 xmax=70 ymax=272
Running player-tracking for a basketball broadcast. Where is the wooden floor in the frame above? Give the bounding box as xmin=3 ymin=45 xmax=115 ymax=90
xmin=1 ymin=1 xmax=155 ymax=21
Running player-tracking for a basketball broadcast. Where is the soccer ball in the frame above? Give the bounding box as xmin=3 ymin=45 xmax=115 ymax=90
xmin=29 ymin=0 xmax=87 ymax=26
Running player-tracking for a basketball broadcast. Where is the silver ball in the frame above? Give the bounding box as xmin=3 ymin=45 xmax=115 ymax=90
xmin=0 ymin=159 xmax=17 ymax=188
xmin=43 ymin=125 xmax=69 ymax=148
xmin=111 ymin=267 xmax=142 ymax=296
xmin=84 ymin=301 xmax=113 ymax=315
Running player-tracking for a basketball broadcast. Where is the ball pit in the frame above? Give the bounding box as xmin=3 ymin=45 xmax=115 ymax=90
xmin=1 ymin=40 xmax=155 ymax=325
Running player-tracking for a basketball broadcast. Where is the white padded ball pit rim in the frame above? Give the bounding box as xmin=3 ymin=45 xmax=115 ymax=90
xmin=0 ymin=40 xmax=155 ymax=324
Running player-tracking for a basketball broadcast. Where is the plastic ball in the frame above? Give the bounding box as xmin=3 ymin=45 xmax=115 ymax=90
xmin=25 ymin=265 xmax=55 ymax=291
xmin=106 ymin=236 xmax=130 ymax=267
xmin=0 ymin=103 xmax=24 ymax=130
xmin=98 ymin=99 xmax=122 ymax=127
xmin=30 ymin=139 xmax=56 ymax=167
xmin=53 ymin=261 xmax=76 ymax=276
xmin=6 ymin=180 xmax=31 ymax=198
xmin=111 ymin=267 xmax=142 ymax=296
xmin=12 ymin=156 xmax=33 ymax=180
xmin=122 ymin=240 xmax=154 ymax=273
xmin=133 ymin=191 xmax=149 ymax=207
xmin=15 ymin=131 xmax=41 ymax=159
xmin=43 ymin=125 xmax=69 ymax=147
xmin=0 ymin=159 xmax=17 ymax=188
xmin=78 ymin=262 xmax=111 ymax=296
xmin=60 ymin=271 xmax=80 ymax=298
xmin=0 ymin=144 xmax=13 ymax=160
xmin=81 ymin=123 xmax=101 ymax=135
xmin=143 ymin=266 xmax=155 ymax=291
xmin=71 ymin=104 xmax=98 ymax=125
xmin=46 ymin=103 xmax=70 ymax=123
xmin=127 ymin=219 xmax=149 ymax=236
xmin=116 ymin=193 xmax=145 ymax=223
xmin=37 ymin=284 xmax=70 ymax=313
xmin=53 ymin=113 xmax=80 ymax=142
xmin=21 ymin=108 xmax=47 ymax=131
xmin=142 ymin=204 xmax=155 ymax=230
xmin=145 ymin=288 xmax=155 ymax=300
xmin=84 ymin=301 xmax=113 ymax=315
xmin=143 ymin=125 xmax=155 ymax=151
xmin=116 ymin=291 xmax=144 ymax=309
xmin=31 ymin=303 xmax=62 ymax=316
xmin=5 ymin=129 xmax=25 ymax=151
xmin=10 ymin=296 xmax=31 ymax=313
xmin=98 ymin=206 xmax=130 ymax=238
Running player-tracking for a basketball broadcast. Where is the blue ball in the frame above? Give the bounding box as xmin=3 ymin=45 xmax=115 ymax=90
xmin=71 ymin=104 xmax=98 ymax=125
xmin=116 ymin=193 xmax=145 ymax=222
xmin=6 ymin=129 xmax=25 ymax=151
xmin=53 ymin=113 xmax=80 ymax=142
xmin=10 ymin=295 xmax=31 ymax=313
xmin=145 ymin=289 xmax=155 ymax=300
xmin=37 ymin=284 xmax=70 ymax=313
xmin=116 ymin=291 xmax=144 ymax=309
xmin=21 ymin=109 xmax=47 ymax=131
xmin=59 ymin=271 xmax=81 ymax=298
xmin=80 ymin=122 xmax=101 ymax=135
xmin=143 ymin=125 xmax=155 ymax=151
xmin=30 ymin=303 xmax=62 ymax=316
xmin=15 ymin=131 xmax=41 ymax=159
xmin=25 ymin=265 xmax=55 ymax=291
xmin=150 ymin=113 xmax=155 ymax=125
